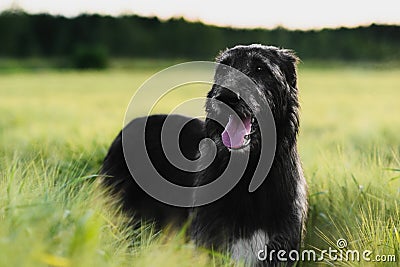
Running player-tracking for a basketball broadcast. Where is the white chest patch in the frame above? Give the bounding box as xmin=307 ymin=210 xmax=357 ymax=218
xmin=230 ymin=230 xmax=269 ymax=265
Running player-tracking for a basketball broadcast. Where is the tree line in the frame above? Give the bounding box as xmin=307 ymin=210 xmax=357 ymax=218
xmin=0 ymin=10 xmax=399 ymax=63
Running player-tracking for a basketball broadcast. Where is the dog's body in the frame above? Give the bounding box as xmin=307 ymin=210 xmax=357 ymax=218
xmin=101 ymin=44 xmax=308 ymax=266
xmin=101 ymin=114 xmax=204 ymax=226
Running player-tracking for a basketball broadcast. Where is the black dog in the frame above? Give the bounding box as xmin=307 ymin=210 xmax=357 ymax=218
xmin=101 ymin=44 xmax=308 ymax=266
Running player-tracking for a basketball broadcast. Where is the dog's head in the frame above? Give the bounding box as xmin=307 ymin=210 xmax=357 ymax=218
xmin=205 ymin=44 xmax=300 ymax=151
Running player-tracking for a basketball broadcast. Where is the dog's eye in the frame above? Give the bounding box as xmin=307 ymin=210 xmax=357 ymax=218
xmin=254 ymin=65 xmax=273 ymax=77
xmin=255 ymin=65 xmax=269 ymax=73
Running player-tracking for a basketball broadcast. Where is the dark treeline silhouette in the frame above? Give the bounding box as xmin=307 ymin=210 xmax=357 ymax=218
xmin=0 ymin=11 xmax=399 ymax=64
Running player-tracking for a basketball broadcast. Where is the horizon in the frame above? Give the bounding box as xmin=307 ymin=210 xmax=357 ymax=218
xmin=1 ymin=0 xmax=399 ymax=30
xmin=2 ymin=7 xmax=398 ymax=32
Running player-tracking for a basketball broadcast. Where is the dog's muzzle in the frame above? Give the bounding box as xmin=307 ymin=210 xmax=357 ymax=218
xmin=214 ymin=88 xmax=256 ymax=150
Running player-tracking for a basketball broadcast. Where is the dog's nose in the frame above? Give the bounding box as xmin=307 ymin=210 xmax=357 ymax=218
xmin=215 ymin=89 xmax=241 ymax=105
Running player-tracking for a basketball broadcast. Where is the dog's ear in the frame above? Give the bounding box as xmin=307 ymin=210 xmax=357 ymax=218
xmin=278 ymin=49 xmax=300 ymax=140
xmin=279 ymin=49 xmax=299 ymax=88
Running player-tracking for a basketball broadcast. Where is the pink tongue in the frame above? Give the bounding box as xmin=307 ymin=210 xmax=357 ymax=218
xmin=221 ymin=115 xmax=251 ymax=148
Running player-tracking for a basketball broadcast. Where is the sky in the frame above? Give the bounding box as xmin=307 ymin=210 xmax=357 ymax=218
xmin=0 ymin=0 xmax=399 ymax=30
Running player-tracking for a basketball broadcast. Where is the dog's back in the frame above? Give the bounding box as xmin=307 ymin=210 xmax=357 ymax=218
xmin=101 ymin=114 xmax=204 ymax=227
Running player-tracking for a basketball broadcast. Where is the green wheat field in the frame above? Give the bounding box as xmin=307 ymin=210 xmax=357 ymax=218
xmin=0 ymin=62 xmax=399 ymax=266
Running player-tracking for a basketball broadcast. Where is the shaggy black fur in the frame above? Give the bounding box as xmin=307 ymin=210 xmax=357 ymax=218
xmin=101 ymin=114 xmax=204 ymax=226
xmin=101 ymin=44 xmax=308 ymax=266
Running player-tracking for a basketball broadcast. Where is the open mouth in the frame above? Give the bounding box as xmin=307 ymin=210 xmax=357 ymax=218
xmin=221 ymin=115 xmax=254 ymax=150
